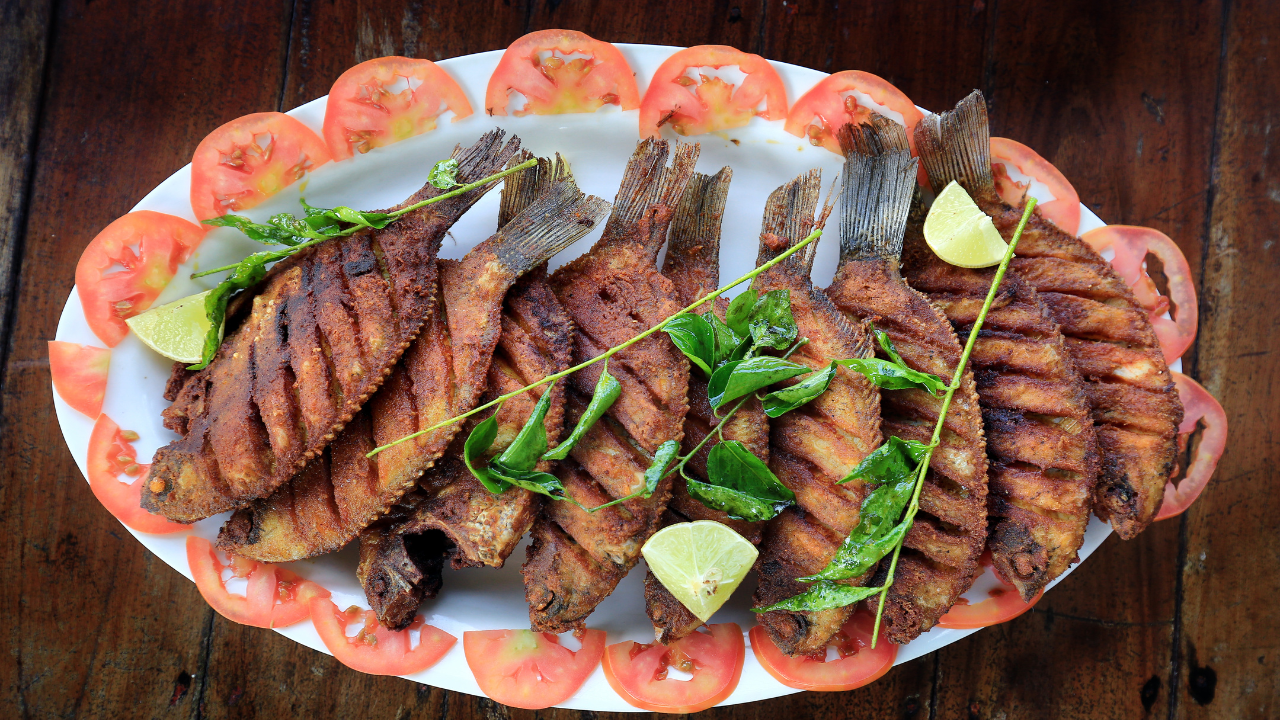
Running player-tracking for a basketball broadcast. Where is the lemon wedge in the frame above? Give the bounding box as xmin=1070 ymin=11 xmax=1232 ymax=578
xmin=642 ymin=520 xmax=758 ymax=623
xmin=924 ymin=180 xmax=1009 ymax=268
xmin=125 ymin=290 xmax=218 ymax=364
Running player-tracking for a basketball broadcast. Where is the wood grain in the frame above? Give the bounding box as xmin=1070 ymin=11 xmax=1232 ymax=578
xmin=2 ymin=0 xmax=1276 ymax=718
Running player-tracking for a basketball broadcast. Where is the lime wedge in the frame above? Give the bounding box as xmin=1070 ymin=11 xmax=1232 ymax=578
xmin=642 ymin=520 xmax=758 ymax=623
xmin=125 ymin=290 xmax=218 ymax=364
xmin=923 ymin=180 xmax=1009 ymax=268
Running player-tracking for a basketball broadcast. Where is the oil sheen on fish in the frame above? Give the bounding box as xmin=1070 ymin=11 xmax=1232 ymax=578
xmin=215 ymin=158 xmax=609 ymax=563
xmin=145 ymin=131 xmax=522 ymax=523
xmin=644 ymin=166 xmax=773 ymax=644
xmin=750 ymin=171 xmax=884 ymax=657
xmin=918 ymin=91 xmax=1182 ymax=539
xmin=522 ymin=139 xmax=696 ymax=633
xmin=903 ymin=121 xmax=1099 ymax=599
xmin=356 ymin=156 xmax=578 ymax=629
xmin=824 ymin=119 xmax=989 ymax=644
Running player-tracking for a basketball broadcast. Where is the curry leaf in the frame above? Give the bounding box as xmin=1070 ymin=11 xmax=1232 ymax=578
xmin=747 ymin=289 xmax=798 ymax=351
xmin=663 ymin=313 xmax=715 ymax=377
xmin=463 ymin=406 xmax=509 ymax=494
xmin=428 ymin=158 xmax=461 ymax=189
xmin=541 ymin=362 xmax=621 ymax=462
xmin=494 ymin=380 xmax=556 ymax=471
xmin=752 ymin=581 xmax=885 ymax=614
xmin=760 ymin=363 xmax=837 ymax=417
xmin=644 ymin=440 xmax=681 ymax=497
xmin=685 ymin=441 xmax=795 ymax=521
xmin=837 ymin=436 xmax=931 ymax=486
xmin=488 ymin=460 xmax=565 ymax=499
xmin=724 ymin=289 xmax=758 ymax=336
xmin=837 ymin=357 xmax=946 ymax=395
xmin=707 ymin=313 xmax=749 ymax=368
xmin=875 ymin=328 xmax=908 ymax=367
xmin=708 ymin=356 xmax=811 ymax=409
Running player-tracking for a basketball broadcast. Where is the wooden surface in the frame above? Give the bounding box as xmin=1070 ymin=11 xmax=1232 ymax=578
xmin=0 ymin=0 xmax=1273 ymax=717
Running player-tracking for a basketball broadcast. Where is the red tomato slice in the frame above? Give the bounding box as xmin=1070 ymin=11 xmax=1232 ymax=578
xmin=187 ymin=536 xmax=330 ymax=628
xmin=1155 ymin=372 xmax=1228 ymax=520
xmin=48 ymin=341 xmax=110 ymax=418
xmin=785 ymin=71 xmax=924 ymax=156
xmin=486 ymin=30 xmax=640 ymax=117
xmin=602 ymin=623 xmax=745 ymax=713
xmin=190 ymin=112 xmax=331 ymax=220
xmin=464 ymin=628 xmax=606 ymax=709
xmin=86 ymin=413 xmax=189 ymax=534
xmin=75 ymin=211 xmax=207 ymax=347
xmin=310 ymin=597 xmax=455 ymax=676
xmin=990 ymin=137 xmax=1082 ymax=236
xmin=750 ymin=610 xmax=896 ymax=691
xmin=639 ymin=46 xmax=788 ymax=138
xmin=936 ymin=583 xmax=1043 ymax=629
xmin=324 ymin=56 xmax=473 ymax=161
xmin=1082 ymin=224 xmax=1199 ymax=363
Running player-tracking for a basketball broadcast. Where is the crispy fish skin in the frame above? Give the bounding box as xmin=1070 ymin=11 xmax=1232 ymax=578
xmin=750 ymin=171 xmax=884 ymax=657
xmin=824 ymin=120 xmax=989 ymax=644
xmin=216 ymin=165 xmax=610 ymax=562
xmin=145 ymin=131 xmax=522 ymax=523
xmin=523 ymin=140 xmax=696 ymax=633
xmin=644 ymin=166 xmax=772 ymax=644
xmin=918 ymin=91 xmax=1182 ymax=539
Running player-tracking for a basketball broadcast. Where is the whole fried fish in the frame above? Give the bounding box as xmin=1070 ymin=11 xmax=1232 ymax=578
xmin=643 ymin=166 xmax=773 ymax=644
xmin=215 ymin=158 xmax=609 ymax=562
xmin=356 ymin=156 xmax=578 ymax=629
xmin=919 ymin=91 xmax=1182 ymax=539
xmin=903 ymin=112 xmax=1099 ymax=599
xmin=145 ymin=131 xmax=522 ymax=523
xmin=522 ymin=139 xmax=696 ymax=633
xmin=824 ymin=119 xmax=989 ymax=644
xmin=750 ymin=171 xmax=884 ymax=657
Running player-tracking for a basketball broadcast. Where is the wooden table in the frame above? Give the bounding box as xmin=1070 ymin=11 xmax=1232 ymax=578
xmin=1 ymin=1 xmax=1273 ymax=717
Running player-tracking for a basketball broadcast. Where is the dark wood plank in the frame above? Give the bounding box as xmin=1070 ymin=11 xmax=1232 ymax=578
xmin=0 ymin=1 xmax=293 ymax=718
xmin=1177 ymin=0 xmax=1280 ymax=717
xmin=930 ymin=1 xmax=1223 ymax=717
xmin=527 ymin=0 xmax=765 ymax=51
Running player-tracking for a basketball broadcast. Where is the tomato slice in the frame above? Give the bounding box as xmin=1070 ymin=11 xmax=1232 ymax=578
xmin=1155 ymin=372 xmax=1228 ymax=520
xmin=48 ymin=341 xmax=110 ymax=418
xmin=190 ymin=112 xmax=331 ymax=221
xmin=1082 ymin=224 xmax=1199 ymax=363
xmin=639 ymin=45 xmax=788 ymax=138
xmin=485 ymin=30 xmax=640 ymax=117
xmin=785 ymin=71 xmax=924 ymax=155
xmin=323 ymin=56 xmax=473 ymax=161
xmin=187 ymin=536 xmax=329 ymax=628
xmin=935 ymin=583 xmax=1043 ymax=629
xmin=749 ymin=610 xmax=896 ymax=691
xmin=602 ymin=623 xmax=745 ymax=713
xmin=990 ymin=137 xmax=1082 ymax=236
xmin=86 ymin=413 xmax=189 ymax=534
xmin=310 ymin=597 xmax=455 ymax=676
xmin=464 ymin=628 xmax=606 ymax=709
xmin=75 ymin=211 xmax=207 ymax=347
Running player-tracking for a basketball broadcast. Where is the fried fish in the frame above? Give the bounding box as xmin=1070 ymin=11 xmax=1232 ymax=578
xmin=215 ymin=157 xmax=609 ymax=563
xmin=356 ymin=156 xmax=579 ymax=629
xmin=522 ymin=139 xmax=696 ymax=633
xmin=643 ymin=166 xmax=773 ymax=644
xmin=824 ymin=119 xmax=989 ymax=644
xmin=750 ymin=171 xmax=884 ymax=657
xmin=145 ymin=131 xmax=523 ymax=523
xmin=919 ymin=91 xmax=1182 ymax=539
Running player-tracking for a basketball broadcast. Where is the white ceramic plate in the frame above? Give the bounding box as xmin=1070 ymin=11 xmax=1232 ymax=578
xmin=53 ymin=43 xmax=1116 ymax=711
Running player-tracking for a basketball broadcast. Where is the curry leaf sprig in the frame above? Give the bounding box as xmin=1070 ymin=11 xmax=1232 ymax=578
xmin=752 ymin=199 xmax=1039 ymax=651
xmin=184 ymin=157 xmax=536 ymax=370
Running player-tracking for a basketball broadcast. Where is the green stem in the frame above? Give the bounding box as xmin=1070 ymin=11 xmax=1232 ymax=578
xmin=191 ymin=158 xmax=538 ymax=279
xmin=365 ymin=228 xmax=824 ymax=459
xmin=869 ymin=198 xmax=1037 ymax=648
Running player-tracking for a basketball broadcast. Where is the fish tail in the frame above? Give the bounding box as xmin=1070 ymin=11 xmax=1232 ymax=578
xmin=666 ymin=166 xmax=733 ymax=274
xmin=756 ymin=170 xmax=828 ymax=275
xmin=499 ymin=152 xmax=572 ymax=228
xmin=601 ymin=139 xmax=701 ymax=250
xmin=425 ymin=130 xmax=525 ymax=219
xmin=837 ymin=115 xmax=911 ymax=156
xmin=839 ymin=134 xmax=918 ymax=263
xmin=914 ymin=90 xmax=994 ymax=196
xmin=492 ymin=171 xmax=612 ymax=276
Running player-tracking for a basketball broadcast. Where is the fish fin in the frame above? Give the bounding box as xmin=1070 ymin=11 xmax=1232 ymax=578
xmin=664 ymin=166 xmax=733 ymax=288
xmin=756 ymin=170 xmax=828 ymax=275
xmin=414 ymin=130 xmax=525 ymax=219
xmin=914 ymin=90 xmax=994 ymax=196
xmin=492 ymin=172 xmax=612 ymax=276
xmin=600 ymin=139 xmax=701 ymax=252
xmin=499 ymin=152 xmax=575 ymax=228
xmin=839 ymin=145 xmax=917 ymax=263
xmin=837 ymin=115 xmax=912 ymax=156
